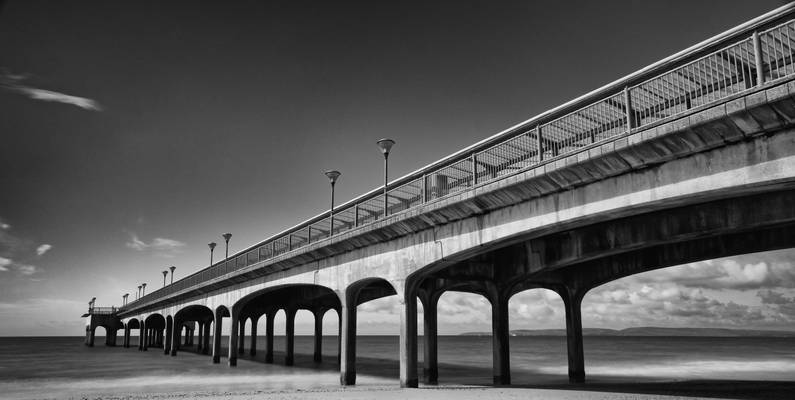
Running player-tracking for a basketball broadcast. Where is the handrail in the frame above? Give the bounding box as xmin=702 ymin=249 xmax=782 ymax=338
xmin=120 ymin=3 xmax=795 ymax=313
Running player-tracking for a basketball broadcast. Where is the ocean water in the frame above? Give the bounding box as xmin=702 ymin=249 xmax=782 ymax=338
xmin=0 ymin=336 xmax=794 ymax=399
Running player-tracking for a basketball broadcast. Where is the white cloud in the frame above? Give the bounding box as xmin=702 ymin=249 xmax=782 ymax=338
xmin=125 ymin=232 xmax=185 ymax=256
xmin=0 ymin=69 xmax=102 ymax=111
xmin=17 ymin=264 xmax=37 ymax=275
xmin=0 ymin=256 xmax=10 ymax=271
xmin=0 ymin=223 xmax=9 ymax=230
xmin=36 ymin=244 xmax=52 ymax=256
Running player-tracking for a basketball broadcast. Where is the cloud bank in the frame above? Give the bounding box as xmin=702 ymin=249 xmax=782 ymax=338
xmin=125 ymin=232 xmax=185 ymax=256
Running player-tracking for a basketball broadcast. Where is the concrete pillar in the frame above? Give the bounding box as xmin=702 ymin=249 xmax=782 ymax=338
xmin=88 ymin=327 xmax=96 ymax=347
xmin=212 ymin=310 xmax=224 ymax=363
xmin=265 ymin=312 xmax=275 ymax=364
xmin=197 ymin=322 xmax=203 ymax=353
xmin=164 ymin=319 xmax=172 ymax=355
xmin=123 ymin=325 xmax=130 ymax=348
xmin=203 ymin=321 xmax=211 ymax=355
xmin=249 ymin=316 xmax=259 ymax=356
xmin=422 ymin=294 xmax=439 ymax=385
xmin=170 ymin=319 xmax=179 ymax=356
xmin=285 ymin=308 xmax=296 ymax=366
xmin=313 ymin=309 xmax=324 ymax=363
xmin=398 ymin=289 xmax=419 ymax=388
xmin=138 ymin=321 xmax=144 ymax=351
xmin=562 ymin=287 xmax=586 ymax=383
xmin=337 ymin=310 xmax=342 ymax=366
xmin=142 ymin=321 xmax=148 ymax=351
xmin=228 ymin=313 xmax=239 ymax=367
xmin=339 ymin=302 xmax=356 ymax=386
xmin=491 ymin=293 xmax=510 ymax=385
xmin=237 ymin=318 xmax=245 ymax=355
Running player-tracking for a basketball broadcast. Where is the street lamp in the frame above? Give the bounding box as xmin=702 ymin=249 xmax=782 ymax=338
xmin=376 ymin=138 xmax=395 ymax=217
xmin=162 ymin=270 xmax=168 ymax=287
xmin=325 ymin=170 xmax=341 ymax=235
xmin=137 ymin=285 xmax=142 ymax=299
xmin=222 ymin=233 xmax=232 ymax=260
xmin=169 ymin=266 xmax=176 ymax=284
xmin=141 ymin=283 xmax=147 ymax=296
xmin=123 ymin=293 xmax=128 ymax=306
xmin=208 ymin=242 xmax=217 ymax=266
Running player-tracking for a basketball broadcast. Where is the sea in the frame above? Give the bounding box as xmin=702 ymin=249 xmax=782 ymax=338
xmin=0 ymin=335 xmax=794 ymax=399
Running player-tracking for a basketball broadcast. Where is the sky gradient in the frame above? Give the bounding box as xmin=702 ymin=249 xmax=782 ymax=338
xmin=0 ymin=0 xmax=793 ymax=336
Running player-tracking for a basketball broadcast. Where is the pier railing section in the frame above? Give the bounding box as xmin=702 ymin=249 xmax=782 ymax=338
xmin=121 ymin=12 xmax=795 ymax=312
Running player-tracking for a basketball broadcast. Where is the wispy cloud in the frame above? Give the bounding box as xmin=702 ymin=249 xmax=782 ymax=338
xmin=16 ymin=264 xmax=37 ymax=275
xmin=0 ymin=69 xmax=102 ymax=111
xmin=0 ymin=256 xmax=10 ymax=272
xmin=125 ymin=232 xmax=185 ymax=256
xmin=36 ymin=244 xmax=52 ymax=256
xmin=0 ymin=256 xmax=37 ymax=275
xmin=0 ymin=222 xmax=9 ymax=230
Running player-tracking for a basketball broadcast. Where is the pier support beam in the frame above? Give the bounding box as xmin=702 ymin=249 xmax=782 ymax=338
xmin=313 ymin=308 xmax=324 ymax=363
xmin=196 ymin=322 xmax=203 ymax=353
xmin=250 ymin=316 xmax=259 ymax=356
xmin=142 ymin=321 xmax=148 ymax=351
xmin=237 ymin=318 xmax=245 ymax=355
xmin=398 ymin=287 xmax=419 ymax=388
xmin=265 ymin=312 xmax=275 ymax=364
xmin=340 ymin=302 xmax=357 ymax=385
xmin=203 ymin=321 xmax=211 ymax=355
xmin=228 ymin=313 xmax=239 ymax=367
xmin=212 ymin=310 xmax=223 ymax=363
xmin=170 ymin=320 xmax=179 ymax=356
xmin=422 ymin=293 xmax=439 ymax=385
xmin=164 ymin=317 xmax=172 ymax=355
xmin=285 ymin=308 xmax=296 ymax=366
xmin=490 ymin=291 xmax=510 ymax=385
xmin=560 ymin=285 xmax=586 ymax=383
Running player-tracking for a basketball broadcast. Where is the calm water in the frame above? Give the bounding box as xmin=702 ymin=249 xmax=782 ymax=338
xmin=0 ymin=336 xmax=794 ymax=398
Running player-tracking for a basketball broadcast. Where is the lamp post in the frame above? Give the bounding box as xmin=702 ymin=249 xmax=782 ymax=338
xmin=162 ymin=270 xmax=168 ymax=287
xmin=325 ymin=170 xmax=341 ymax=235
xmin=137 ymin=285 xmax=142 ymax=300
xmin=376 ymin=138 xmax=395 ymax=217
xmin=208 ymin=242 xmax=217 ymax=266
xmin=169 ymin=266 xmax=176 ymax=284
xmin=123 ymin=293 xmax=128 ymax=306
xmin=222 ymin=233 xmax=232 ymax=260
xmin=141 ymin=283 xmax=147 ymax=296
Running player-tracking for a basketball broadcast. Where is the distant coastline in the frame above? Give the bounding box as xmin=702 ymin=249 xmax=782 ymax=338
xmin=459 ymin=327 xmax=795 ymax=337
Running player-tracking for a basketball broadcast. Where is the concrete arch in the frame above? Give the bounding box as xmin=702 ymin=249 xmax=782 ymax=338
xmin=170 ymin=305 xmax=213 ymax=357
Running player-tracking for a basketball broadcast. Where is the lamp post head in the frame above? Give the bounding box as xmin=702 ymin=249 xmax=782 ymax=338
xmin=208 ymin=242 xmax=217 ymax=250
xmin=162 ymin=270 xmax=168 ymax=277
xmin=376 ymin=138 xmax=395 ymax=156
xmin=138 ymin=285 xmax=142 ymax=290
xmin=324 ymin=170 xmax=341 ymax=185
xmin=142 ymin=283 xmax=146 ymax=288
xmin=169 ymin=266 xmax=176 ymax=273
xmin=222 ymin=233 xmax=232 ymax=243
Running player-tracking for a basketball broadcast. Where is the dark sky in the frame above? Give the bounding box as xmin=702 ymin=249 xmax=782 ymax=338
xmin=1 ymin=0 xmax=792 ymax=336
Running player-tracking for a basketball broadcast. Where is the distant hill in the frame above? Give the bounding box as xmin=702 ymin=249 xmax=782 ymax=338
xmin=459 ymin=327 xmax=795 ymax=337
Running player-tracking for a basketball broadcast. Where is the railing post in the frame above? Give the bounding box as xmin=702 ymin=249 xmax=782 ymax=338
xmin=272 ymin=241 xmax=276 ymax=256
xmin=752 ymin=31 xmax=765 ymax=86
xmin=624 ymin=86 xmax=634 ymax=132
xmin=421 ymin=174 xmax=427 ymax=203
xmin=354 ymin=204 xmax=359 ymax=227
xmin=536 ymin=125 xmax=544 ymax=162
xmin=288 ymin=234 xmax=293 ymax=251
xmin=307 ymin=226 xmax=312 ymax=244
xmin=471 ymin=153 xmax=477 ymax=186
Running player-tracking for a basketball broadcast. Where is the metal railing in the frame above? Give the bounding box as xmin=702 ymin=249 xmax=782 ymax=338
xmin=120 ymin=5 xmax=795 ymax=313
xmin=88 ymin=307 xmax=118 ymax=315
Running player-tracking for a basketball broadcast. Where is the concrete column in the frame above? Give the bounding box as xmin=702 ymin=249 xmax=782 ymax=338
xmin=164 ymin=319 xmax=172 ymax=355
xmin=285 ymin=308 xmax=296 ymax=366
xmin=142 ymin=321 xmax=148 ymax=351
xmin=313 ymin=309 xmax=324 ymax=363
xmin=398 ymin=290 xmax=419 ymax=388
xmin=196 ymin=322 xmax=203 ymax=353
xmin=249 ymin=316 xmax=259 ymax=356
xmin=212 ymin=311 xmax=223 ymax=363
xmin=339 ymin=302 xmax=356 ymax=386
xmin=337 ymin=310 xmax=342 ymax=366
xmin=123 ymin=325 xmax=130 ymax=348
xmin=138 ymin=321 xmax=144 ymax=351
xmin=203 ymin=321 xmax=211 ymax=355
xmin=170 ymin=320 xmax=179 ymax=356
xmin=265 ymin=312 xmax=275 ymax=363
xmin=228 ymin=313 xmax=239 ymax=367
xmin=88 ymin=327 xmax=96 ymax=347
xmin=491 ymin=293 xmax=510 ymax=385
xmin=562 ymin=287 xmax=586 ymax=383
xmin=423 ymin=294 xmax=439 ymax=384
xmin=237 ymin=318 xmax=245 ymax=355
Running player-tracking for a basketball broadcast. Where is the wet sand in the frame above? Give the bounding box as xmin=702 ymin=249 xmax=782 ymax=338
xmin=1 ymin=337 xmax=794 ymax=400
